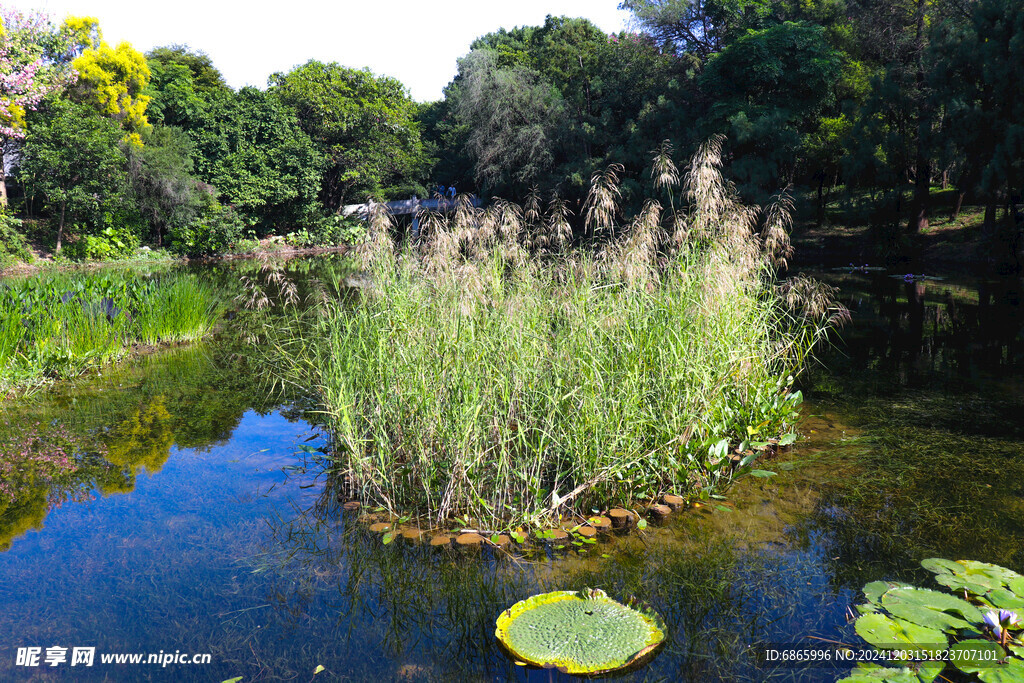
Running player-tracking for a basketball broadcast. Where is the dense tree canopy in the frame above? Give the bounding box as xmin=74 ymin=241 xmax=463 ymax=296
xmin=270 ymin=60 xmax=430 ymax=209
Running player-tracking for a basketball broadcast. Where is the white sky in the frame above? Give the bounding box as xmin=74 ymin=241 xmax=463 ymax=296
xmin=20 ymin=0 xmax=633 ymax=101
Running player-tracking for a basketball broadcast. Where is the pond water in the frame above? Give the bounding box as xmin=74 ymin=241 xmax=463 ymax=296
xmin=0 ymin=258 xmax=1021 ymax=682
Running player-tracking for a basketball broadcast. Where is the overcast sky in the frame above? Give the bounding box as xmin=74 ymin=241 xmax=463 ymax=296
xmin=20 ymin=0 xmax=633 ymax=101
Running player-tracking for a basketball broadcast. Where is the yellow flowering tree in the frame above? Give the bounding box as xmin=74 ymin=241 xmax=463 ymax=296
xmin=70 ymin=19 xmax=150 ymax=145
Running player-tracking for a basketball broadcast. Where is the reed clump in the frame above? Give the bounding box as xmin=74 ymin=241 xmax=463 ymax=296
xmin=266 ymin=137 xmax=847 ymax=530
xmin=0 ymin=271 xmax=220 ymax=393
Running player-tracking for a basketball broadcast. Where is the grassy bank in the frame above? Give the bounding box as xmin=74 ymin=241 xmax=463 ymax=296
xmin=1 ymin=271 xmax=220 ymax=394
xmin=260 ymin=140 xmax=846 ymax=530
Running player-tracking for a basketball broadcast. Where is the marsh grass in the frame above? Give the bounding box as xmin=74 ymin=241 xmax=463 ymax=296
xmin=0 ymin=271 xmax=220 ymax=393
xmin=261 ymin=138 xmax=846 ymax=530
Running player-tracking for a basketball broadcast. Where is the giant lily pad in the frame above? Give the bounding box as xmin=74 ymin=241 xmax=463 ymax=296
xmin=494 ymin=589 xmax=666 ymax=675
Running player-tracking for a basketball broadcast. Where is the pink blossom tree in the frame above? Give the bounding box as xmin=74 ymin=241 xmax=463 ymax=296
xmin=0 ymin=5 xmax=77 ymax=205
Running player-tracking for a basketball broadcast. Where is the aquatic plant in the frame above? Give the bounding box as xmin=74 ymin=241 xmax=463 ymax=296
xmin=256 ymin=139 xmax=845 ymax=529
xmin=843 ymin=558 xmax=1024 ymax=682
xmin=494 ymin=589 xmax=666 ymax=675
xmin=0 ymin=271 xmax=220 ymax=393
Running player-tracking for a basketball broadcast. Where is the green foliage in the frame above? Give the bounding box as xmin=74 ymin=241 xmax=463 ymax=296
xmin=437 ymin=17 xmax=684 ymax=205
xmin=18 ymin=96 xmax=130 ymax=251
xmin=185 ymin=87 xmax=324 ymax=233
xmin=167 ymin=189 xmax=243 ymax=256
xmin=698 ymin=21 xmax=842 ymax=198
xmin=125 ymin=123 xmax=210 ymax=247
xmin=0 ymin=208 xmax=31 ymax=265
xmin=270 ymin=60 xmax=430 ymax=208
xmin=845 ymin=559 xmax=1024 ymax=683
xmin=0 ymin=270 xmax=219 ymax=392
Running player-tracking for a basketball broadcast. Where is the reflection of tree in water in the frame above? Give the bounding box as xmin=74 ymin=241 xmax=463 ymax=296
xmin=99 ymin=397 xmax=175 ymax=494
xmin=0 ymin=424 xmax=106 ymax=550
xmin=797 ymin=273 xmax=1024 ymax=591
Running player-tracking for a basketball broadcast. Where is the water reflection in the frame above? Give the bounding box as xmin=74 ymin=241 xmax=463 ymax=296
xmin=0 ymin=261 xmax=1020 ymax=681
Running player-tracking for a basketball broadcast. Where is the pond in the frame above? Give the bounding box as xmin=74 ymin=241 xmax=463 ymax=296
xmin=0 ymin=258 xmax=1021 ymax=682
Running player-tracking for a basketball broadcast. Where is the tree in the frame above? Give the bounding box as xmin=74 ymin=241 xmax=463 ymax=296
xmin=270 ymin=60 xmax=429 ymax=209
xmin=18 ymin=97 xmax=127 ymax=251
xmin=619 ymin=0 xmax=777 ymax=60
xmin=126 ymin=124 xmax=202 ymax=246
xmin=932 ymin=0 xmax=1024 ymax=271
xmin=70 ymin=23 xmax=151 ymax=145
xmin=449 ymin=49 xmax=566 ymax=197
xmin=182 ymin=87 xmax=323 ymax=232
xmin=698 ymin=21 xmax=842 ymax=198
xmin=0 ymin=5 xmax=76 ymax=204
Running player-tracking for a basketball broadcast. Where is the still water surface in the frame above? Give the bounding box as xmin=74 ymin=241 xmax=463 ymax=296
xmin=0 ymin=259 xmax=1020 ymax=681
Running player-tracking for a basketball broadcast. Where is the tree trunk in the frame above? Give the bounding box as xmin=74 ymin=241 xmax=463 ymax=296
xmin=951 ymin=190 xmax=965 ymax=220
xmin=907 ymin=0 xmax=930 ymax=235
xmin=816 ymin=174 xmax=825 ymax=226
xmin=56 ymin=202 xmax=66 ymax=253
xmin=0 ymin=148 xmax=7 ymax=208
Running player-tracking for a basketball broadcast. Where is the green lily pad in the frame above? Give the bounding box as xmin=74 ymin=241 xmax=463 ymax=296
xmin=854 ymin=613 xmax=945 ymax=652
xmin=837 ymin=663 xmax=920 ymax=682
xmin=923 ymin=559 xmax=1024 ymax=596
xmin=494 ymin=589 xmax=666 ymax=675
xmin=950 ymin=641 xmax=1022 ymax=682
xmin=864 ymin=581 xmax=914 ymax=605
xmin=881 ymin=587 xmax=984 ymax=632
xmin=983 ymin=589 xmax=1024 ymax=611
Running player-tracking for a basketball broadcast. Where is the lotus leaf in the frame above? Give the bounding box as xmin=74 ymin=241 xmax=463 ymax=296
xmin=854 ymin=613 xmax=945 ymax=652
xmin=864 ymin=581 xmax=914 ymax=605
xmin=494 ymin=589 xmax=666 ymax=675
xmin=880 ymin=588 xmax=983 ymax=632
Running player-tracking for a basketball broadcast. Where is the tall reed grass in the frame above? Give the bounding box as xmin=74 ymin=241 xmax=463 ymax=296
xmin=0 ymin=271 xmax=220 ymax=393
xmin=262 ymin=138 xmax=847 ymax=529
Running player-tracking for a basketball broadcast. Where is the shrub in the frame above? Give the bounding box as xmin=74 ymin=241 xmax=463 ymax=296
xmin=168 ymin=193 xmax=244 ymax=256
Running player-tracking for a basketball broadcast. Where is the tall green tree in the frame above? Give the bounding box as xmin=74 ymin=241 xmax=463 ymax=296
xmin=270 ymin=60 xmax=429 ymax=209
xmin=698 ymin=21 xmax=842 ymax=198
xmin=18 ymin=97 xmax=128 ymax=251
xmin=932 ymin=0 xmax=1024 ymax=271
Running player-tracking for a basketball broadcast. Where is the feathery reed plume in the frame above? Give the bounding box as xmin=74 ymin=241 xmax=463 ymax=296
xmin=651 ymin=139 xmax=680 ymax=194
xmin=543 ymin=195 xmax=573 ymax=253
xmin=760 ymin=189 xmax=795 ymax=270
xmin=357 ymin=199 xmax=397 ymax=274
xmin=584 ymin=163 xmax=623 ymax=236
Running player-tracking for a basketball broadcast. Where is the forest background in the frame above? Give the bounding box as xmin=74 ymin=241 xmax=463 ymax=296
xmin=0 ymin=0 xmax=1020 ymax=271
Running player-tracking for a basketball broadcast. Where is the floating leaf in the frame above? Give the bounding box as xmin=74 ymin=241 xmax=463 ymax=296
xmin=984 ymin=589 xmax=1024 ymax=611
xmin=778 ymin=433 xmax=797 ymax=446
xmin=494 ymin=589 xmax=666 ymax=675
xmin=923 ymin=559 xmax=1024 ymax=596
xmin=881 ymin=587 xmax=983 ymax=628
xmin=836 ymin=662 xmax=919 ymax=682
xmin=313 ymin=664 xmax=325 ymax=674
xmin=748 ymin=469 xmax=777 ymax=478
xmin=382 ymin=532 xmax=396 ymax=545
xmin=950 ymin=641 xmax=1020 ymax=682
xmin=854 ymin=613 xmax=945 ymax=651
xmin=636 ymin=519 xmax=648 ymax=530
